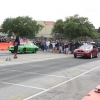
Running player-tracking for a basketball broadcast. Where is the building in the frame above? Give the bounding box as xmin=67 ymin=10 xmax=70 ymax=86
xmin=37 ymin=21 xmax=55 ymax=38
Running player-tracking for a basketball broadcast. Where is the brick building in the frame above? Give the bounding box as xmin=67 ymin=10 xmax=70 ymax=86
xmin=37 ymin=21 xmax=55 ymax=38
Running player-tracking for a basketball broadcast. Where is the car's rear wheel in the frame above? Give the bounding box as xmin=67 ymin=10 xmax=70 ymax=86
xmin=11 ymin=50 xmax=14 ymax=53
xmin=89 ymin=52 xmax=93 ymax=59
xmin=95 ymin=52 xmax=99 ymax=58
xmin=74 ymin=54 xmax=77 ymax=58
xmin=22 ymin=48 xmax=26 ymax=54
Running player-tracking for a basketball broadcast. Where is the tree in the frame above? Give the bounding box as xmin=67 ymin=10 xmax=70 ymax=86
xmin=1 ymin=16 xmax=43 ymax=37
xmin=97 ymin=27 xmax=100 ymax=33
xmin=52 ymin=19 xmax=64 ymax=39
xmin=52 ymin=14 xmax=97 ymax=40
xmin=96 ymin=27 xmax=100 ymax=38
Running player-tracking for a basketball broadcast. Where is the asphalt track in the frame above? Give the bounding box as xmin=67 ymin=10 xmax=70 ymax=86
xmin=0 ymin=50 xmax=100 ymax=100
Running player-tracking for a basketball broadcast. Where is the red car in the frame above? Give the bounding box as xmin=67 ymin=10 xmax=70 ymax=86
xmin=73 ymin=44 xmax=99 ymax=59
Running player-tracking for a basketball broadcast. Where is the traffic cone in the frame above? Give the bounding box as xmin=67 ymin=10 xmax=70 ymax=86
xmin=6 ymin=57 xmax=9 ymax=61
xmin=5 ymin=57 xmax=11 ymax=61
xmin=9 ymin=57 xmax=11 ymax=61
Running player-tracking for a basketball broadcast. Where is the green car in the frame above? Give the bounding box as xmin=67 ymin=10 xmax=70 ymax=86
xmin=8 ymin=42 xmax=39 ymax=54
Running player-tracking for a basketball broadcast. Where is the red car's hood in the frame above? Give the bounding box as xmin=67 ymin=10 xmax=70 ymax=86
xmin=74 ymin=48 xmax=92 ymax=52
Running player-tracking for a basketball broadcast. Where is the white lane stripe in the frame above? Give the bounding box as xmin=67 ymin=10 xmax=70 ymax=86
xmin=1 ymin=81 xmax=46 ymax=91
xmin=23 ymin=65 xmax=100 ymax=100
xmin=2 ymin=69 xmax=71 ymax=78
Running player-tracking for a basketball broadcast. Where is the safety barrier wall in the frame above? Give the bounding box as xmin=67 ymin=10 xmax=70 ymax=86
xmin=0 ymin=42 xmax=13 ymax=50
xmin=82 ymin=85 xmax=100 ymax=100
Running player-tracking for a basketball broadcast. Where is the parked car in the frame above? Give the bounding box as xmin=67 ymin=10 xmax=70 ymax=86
xmin=8 ymin=42 xmax=39 ymax=54
xmin=73 ymin=44 xmax=99 ymax=59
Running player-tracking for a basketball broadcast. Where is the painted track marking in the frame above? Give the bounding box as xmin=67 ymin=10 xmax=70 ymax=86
xmin=23 ymin=65 xmax=100 ymax=100
xmin=1 ymin=81 xmax=46 ymax=90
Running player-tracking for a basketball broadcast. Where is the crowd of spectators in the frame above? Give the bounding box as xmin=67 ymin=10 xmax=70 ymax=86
xmin=0 ymin=36 xmax=10 ymax=42
xmin=32 ymin=38 xmax=98 ymax=54
xmin=1 ymin=36 xmax=99 ymax=53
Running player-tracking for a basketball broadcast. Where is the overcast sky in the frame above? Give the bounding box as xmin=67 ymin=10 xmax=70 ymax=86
xmin=0 ymin=0 xmax=100 ymax=28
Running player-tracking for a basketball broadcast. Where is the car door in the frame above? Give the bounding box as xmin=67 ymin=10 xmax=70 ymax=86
xmin=27 ymin=43 xmax=34 ymax=52
xmin=27 ymin=43 xmax=32 ymax=52
xmin=24 ymin=43 xmax=29 ymax=52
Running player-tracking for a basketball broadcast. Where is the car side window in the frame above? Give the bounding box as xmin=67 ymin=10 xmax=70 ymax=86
xmin=93 ymin=46 xmax=96 ymax=48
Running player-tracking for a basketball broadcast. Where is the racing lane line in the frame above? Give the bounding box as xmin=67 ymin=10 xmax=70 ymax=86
xmin=0 ymin=81 xmax=46 ymax=91
xmin=23 ymin=65 xmax=100 ymax=100
xmin=1 ymin=69 xmax=71 ymax=78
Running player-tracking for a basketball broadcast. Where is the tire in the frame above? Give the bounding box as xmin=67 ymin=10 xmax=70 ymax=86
xmin=11 ymin=51 xmax=14 ymax=53
xmin=74 ymin=55 xmax=77 ymax=58
xmin=21 ymin=48 xmax=26 ymax=54
xmin=89 ymin=52 xmax=93 ymax=59
xmin=95 ymin=52 xmax=99 ymax=58
xmin=33 ymin=49 xmax=37 ymax=53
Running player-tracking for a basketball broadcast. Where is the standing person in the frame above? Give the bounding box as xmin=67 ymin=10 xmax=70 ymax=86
xmin=51 ymin=41 xmax=56 ymax=53
xmin=13 ymin=36 xmax=20 ymax=59
xmin=64 ymin=41 xmax=69 ymax=54
xmin=55 ymin=40 xmax=59 ymax=53
xmin=58 ymin=39 xmax=63 ymax=53
xmin=41 ymin=40 xmax=45 ymax=51
xmin=45 ymin=39 xmax=49 ymax=51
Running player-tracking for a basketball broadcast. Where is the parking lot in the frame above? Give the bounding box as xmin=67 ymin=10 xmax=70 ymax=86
xmin=0 ymin=51 xmax=100 ymax=100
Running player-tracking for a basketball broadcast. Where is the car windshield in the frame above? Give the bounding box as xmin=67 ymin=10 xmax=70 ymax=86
xmin=19 ymin=43 xmax=25 ymax=46
xmin=19 ymin=42 xmax=33 ymax=46
xmin=25 ymin=42 xmax=33 ymax=46
xmin=79 ymin=45 xmax=92 ymax=50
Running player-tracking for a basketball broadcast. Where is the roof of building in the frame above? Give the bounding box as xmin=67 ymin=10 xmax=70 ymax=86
xmin=44 ymin=21 xmax=55 ymax=25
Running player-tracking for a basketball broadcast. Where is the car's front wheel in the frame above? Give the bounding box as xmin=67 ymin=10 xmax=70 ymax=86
xmin=89 ymin=52 xmax=93 ymax=59
xmin=33 ymin=49 xmax=37 ymax=53
xmin=74 ymin=54 xmax=77 ymax=58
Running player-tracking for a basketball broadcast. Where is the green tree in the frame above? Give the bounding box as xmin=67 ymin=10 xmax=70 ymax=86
xmin=96 ymin=27 xmax=100 ymax=38
xmin=51 ymin=19 xmax=64 ymax=39
xmin=1 ymin=18 xmax=13 ymax=36
xmin=97 ymin=27 xmax=100 ymax=33
xmin=52 ymin=19 xmax=64 ymax=34
xmin=2 ymin=16 xmax=43 ymax=37
xmin=52 ymin=14 xmax=97 ymax=39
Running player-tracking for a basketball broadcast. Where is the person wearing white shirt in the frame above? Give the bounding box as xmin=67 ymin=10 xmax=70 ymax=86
xmin=51 ymin=41 xmax=56 ymax=53
xmin=45 ymin=40 xmax=49 ymax=51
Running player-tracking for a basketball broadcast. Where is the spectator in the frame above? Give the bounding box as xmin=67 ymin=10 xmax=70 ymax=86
xmin=51 ymin=41 xmax=56 ymax=53
xmin=58 ymin=39 xmax=63 ymax=53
